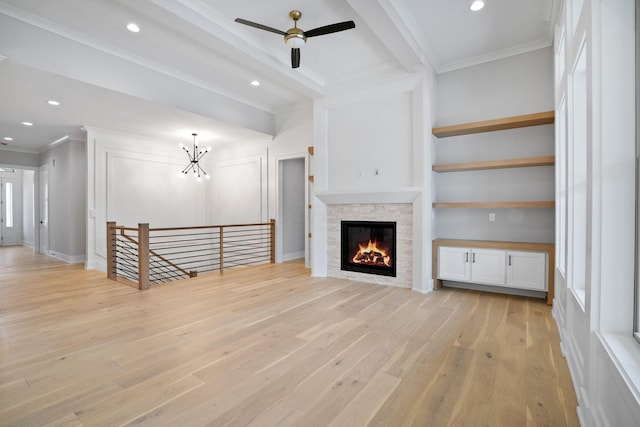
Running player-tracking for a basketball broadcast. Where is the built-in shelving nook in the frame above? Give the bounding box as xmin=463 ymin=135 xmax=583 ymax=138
xmin=432 ymin=111 xmax=555 ymax=304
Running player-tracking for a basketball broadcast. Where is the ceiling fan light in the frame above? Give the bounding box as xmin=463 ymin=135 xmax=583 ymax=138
xmin=285 ymin=31 xmax=306 ymax=48
xmin=470 ymin=1 xmax=485 ymax=11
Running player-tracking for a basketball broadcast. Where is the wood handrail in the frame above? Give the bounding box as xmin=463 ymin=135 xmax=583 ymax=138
xmin=148 ymin=222 xmax=273 ymax=232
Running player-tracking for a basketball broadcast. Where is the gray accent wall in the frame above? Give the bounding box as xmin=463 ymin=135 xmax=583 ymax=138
xmin=281 ymin=157 xmax=305 ymax=260
xmin=433 ymin=47 xmax=555 ymax=243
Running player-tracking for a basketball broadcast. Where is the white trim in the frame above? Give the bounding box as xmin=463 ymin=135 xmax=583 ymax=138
xmin=48 ymin=251 xmax=85 ymax=264
xmin=85 ymin=259 xmax=106 ymax=272
xmin=598 ymin=332 xmax=640 ymax=406
xmin=283 ymin=251 xmax=305 ymax=262
xmin=438 ymin=40 xmax=553 ymax=74
xmin=316 ymin=188 xmax=421 ymax=205
xmin=319 ymin=74 xmax=421 ymax=109
xmin=0 ymin=146 xmax=40 ymax=154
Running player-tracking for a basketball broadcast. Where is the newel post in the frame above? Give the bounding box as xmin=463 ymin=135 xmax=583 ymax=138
xmin=106 ymin=221 xmax=117 ymax=279
xmin=219 ymin=226 xmax=224 ymax=275
xmin=138 ymin=223 xmax=150 ymax=290
xmin=270 ymin=218 xmax=276 ymax=264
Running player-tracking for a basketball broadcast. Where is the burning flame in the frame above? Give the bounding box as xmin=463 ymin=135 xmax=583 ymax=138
xmin=352 ymin=240 xmax=391 ymax=267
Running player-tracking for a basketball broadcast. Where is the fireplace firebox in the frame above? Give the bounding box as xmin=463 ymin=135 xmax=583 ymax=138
xmin=341 ymin=221 xmax=396 ymax=277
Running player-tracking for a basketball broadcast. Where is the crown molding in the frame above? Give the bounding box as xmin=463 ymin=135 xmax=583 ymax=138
xmin=0 ymin=146 xmax=39 ymax=154
xmin=437 ymin=39 xmax=553 ymax=74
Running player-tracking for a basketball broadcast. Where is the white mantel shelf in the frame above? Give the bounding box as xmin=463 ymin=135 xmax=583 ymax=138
xmin=315 ymin=188 xmax=422 ymax=205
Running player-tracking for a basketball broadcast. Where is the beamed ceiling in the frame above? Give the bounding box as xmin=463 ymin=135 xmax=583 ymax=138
xmin=0 ymin=0 xmax=558 ymax=153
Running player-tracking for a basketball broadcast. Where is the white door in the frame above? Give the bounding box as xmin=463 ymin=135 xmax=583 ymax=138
xmin=506 ymin=251 xmax=547 ymax=291
xmin=39 ymin=166 xmax=49 ymax=254
xmin=0 ymin=178 xmax=19 ymax=245
xmin=438 ymin=246 xmax=471 ymax=281
xmin=470 ymin=248 xmax=506 ymax=286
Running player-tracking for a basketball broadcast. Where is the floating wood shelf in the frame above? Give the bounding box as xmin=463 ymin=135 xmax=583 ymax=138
xmin=432 ymin=111 xmax=555 ymax=138
xmin=432 ymin=201 xmax=555 ymax=209
xmin=432 ymin=155 xmax=555 ymax=172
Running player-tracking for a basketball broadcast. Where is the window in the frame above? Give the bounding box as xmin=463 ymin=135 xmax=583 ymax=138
xmin=5 ymin=182 xmax=12 ymax=228
xmin=557 ymin=98 xmax=567 ymax=276
xmin=568 ymin=40 xmax=588 ymax=307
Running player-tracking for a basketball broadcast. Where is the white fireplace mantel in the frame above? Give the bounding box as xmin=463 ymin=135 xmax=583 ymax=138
xmin=315 ymin=188 xmax=422 ymax=205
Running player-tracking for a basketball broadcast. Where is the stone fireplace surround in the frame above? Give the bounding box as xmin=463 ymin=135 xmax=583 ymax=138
xmin=327 ymin=203 xmax=413 ymax=288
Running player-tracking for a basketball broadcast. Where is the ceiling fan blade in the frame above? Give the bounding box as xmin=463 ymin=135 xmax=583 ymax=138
xmin=234 ymin=18 xmax=286 ymax=36
xmin=291 ymin=48 xmax=300 ymax=68
xmin=304 ymin=21 xmax=355 ymax=38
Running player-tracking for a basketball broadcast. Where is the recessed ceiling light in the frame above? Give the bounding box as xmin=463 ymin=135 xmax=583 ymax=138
xmin=470 ymin=0 xmax=485 ymax=11
xmin=47 ymin=100 xmax=60 ymax=106
xmin=251 ymin=80 xmax=260 ymax=86
xmin=3 ymin=137 xmax=13 ymax=141
xmin=21 ymin=121 xmax=33 ymax=126
xmin=127 ymin=22 xmax=140 ymax=33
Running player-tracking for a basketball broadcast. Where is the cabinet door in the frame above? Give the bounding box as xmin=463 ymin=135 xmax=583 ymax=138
xmin=470 ymin=248 xmax=506 ymax=286
xmin=506 ymin=251 xmax=547 ymax=290
xmin=438 ymin=246 xmax=471 ymax=281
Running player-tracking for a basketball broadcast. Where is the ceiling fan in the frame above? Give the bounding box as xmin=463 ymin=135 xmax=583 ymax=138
xmin=235 ymin=10 xmax=355 ymax=69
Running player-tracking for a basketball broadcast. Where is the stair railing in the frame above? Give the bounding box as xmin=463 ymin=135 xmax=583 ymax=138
xmin=107 ymin=220 xmax=275 ymax=290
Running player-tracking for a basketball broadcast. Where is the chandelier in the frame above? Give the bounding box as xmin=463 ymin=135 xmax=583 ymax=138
xmin=180 ymin=133 xmax=210 ymax=182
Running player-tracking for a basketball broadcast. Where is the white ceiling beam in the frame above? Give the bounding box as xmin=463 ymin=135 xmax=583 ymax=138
xmin=135 ymin=0 xmax=325 ymax=98
xmin=0 ymin=4 xmax=276 ymax=136
xmin=346 ymin=0 xmax=432 ymax=73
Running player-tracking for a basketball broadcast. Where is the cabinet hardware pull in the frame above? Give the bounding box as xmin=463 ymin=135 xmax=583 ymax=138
xmin=508 ymin=255 xmax=511 ymax=266
xmin=472 ymin=253 xmax=475 ymax=263
xmin=465 ymin=252 xmax=469 ymax=263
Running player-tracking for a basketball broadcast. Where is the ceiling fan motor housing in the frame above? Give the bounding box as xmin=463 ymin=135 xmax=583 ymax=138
xmin=285 ymin=28 xmax=306 ymax=48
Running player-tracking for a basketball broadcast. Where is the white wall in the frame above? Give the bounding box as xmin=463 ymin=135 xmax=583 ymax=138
xmin=208 ymin=140 xmax=268 ymax=225
xmin=209 ymin=104 xmax=313 ymax=263
xmin=553 ymin=0 xmax=640 ymax=425
xmin=86 ymin=127 xmax=208 ymax=271
xmin=327 ymin=91 xmax=413 ymax=191
xmin=39 ymin=139 xmax=86 ymax=262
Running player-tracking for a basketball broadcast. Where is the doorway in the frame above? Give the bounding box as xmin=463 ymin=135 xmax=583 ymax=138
xmin=39 ymin=165 xmax=49 ymax=254
xmin=278 ymin=157 xmax=306 ymax=263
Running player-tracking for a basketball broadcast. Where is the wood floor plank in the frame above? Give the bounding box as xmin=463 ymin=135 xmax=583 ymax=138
xmin=0 ymin=246 xmax=579 ymax=426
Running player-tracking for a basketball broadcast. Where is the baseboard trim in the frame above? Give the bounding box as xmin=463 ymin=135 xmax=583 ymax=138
xmin=283 ymin=251 xmax=305 ymax=262
xmin=49 ymin=251 xmax=86 ymax=264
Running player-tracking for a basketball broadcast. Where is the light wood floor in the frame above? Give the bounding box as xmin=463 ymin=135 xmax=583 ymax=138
xmin=0 ymin=246 xmax=578 ymax=426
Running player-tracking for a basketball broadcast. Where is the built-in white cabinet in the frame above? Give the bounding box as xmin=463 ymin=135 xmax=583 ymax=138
xmin=471 ymin=248 xmax=507 ymax=286
xmin=438 ymin=246 xmax=471 ymax=282
xmin=437 ymin=245 xmax=547 ymax=292
xmin=438 ymin=246 xmax=506 ymax=287
xmin=506 ymin=250 xmax=547 ymax=291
